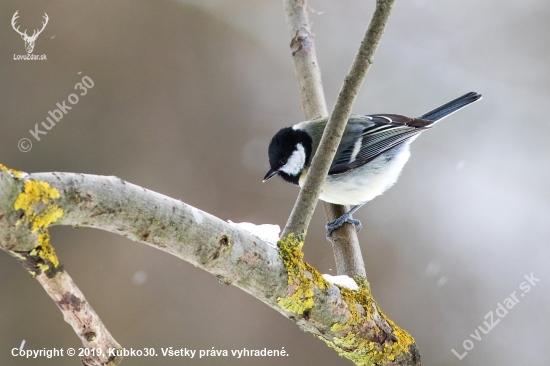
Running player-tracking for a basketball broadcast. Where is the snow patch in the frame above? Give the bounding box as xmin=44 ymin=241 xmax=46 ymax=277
xmin=228 ymin=221 xmax=280 ymax=246
xmin=322 ymin=274 xmax=359 ymax=291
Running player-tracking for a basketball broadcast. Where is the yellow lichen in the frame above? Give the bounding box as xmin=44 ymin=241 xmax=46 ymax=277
xmin=0 ymin=163 xmax=25 ymax=178
xmin=276 ymin=233 xmax=328 ymax=314
xmin=277 ymin=233 xmax=415 ymax=365
xmin=33 ymin=232 xmax=60 ymax=269
xmin=324 ymin=281 xmax=416 ymax=365
xmin=321 ymin=327 xmax=415 ymax=366
xmin=8 ymin=172 xmax=64 ymax=277
xmin=14 ymin=180 xmax=63 ymax=232
xmin=10 ymin=231 xmax=61 ymax=278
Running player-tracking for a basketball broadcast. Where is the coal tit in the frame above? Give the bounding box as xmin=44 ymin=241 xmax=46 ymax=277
xmin=263 ymin=92 xmax=482 ymax=239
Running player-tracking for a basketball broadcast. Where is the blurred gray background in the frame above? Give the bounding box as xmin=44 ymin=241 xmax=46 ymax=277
xmin=1 ymin=0 xmax=549 ymax=365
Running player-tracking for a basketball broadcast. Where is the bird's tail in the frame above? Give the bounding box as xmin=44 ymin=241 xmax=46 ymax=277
xmin=420 ymin=92 xmax=482 ymax=122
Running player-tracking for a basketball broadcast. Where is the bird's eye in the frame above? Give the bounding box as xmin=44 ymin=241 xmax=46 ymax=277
xmin=279 ymin=158 xmax=287 ymax=166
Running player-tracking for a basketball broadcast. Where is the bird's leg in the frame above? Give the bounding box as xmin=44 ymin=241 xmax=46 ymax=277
xmin=325 ymin=203 xmax=365 ymax=241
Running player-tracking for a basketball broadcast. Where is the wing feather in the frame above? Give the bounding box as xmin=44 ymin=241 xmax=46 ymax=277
xmin=328 ymin=114 xmax=432 ymax=175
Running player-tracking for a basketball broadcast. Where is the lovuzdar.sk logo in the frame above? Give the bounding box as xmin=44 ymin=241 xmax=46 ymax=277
xmin=12 ymin=10 xmax=48 ymax=60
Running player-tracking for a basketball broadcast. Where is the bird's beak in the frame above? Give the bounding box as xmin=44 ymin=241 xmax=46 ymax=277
xmin=263 ymin=168 xmax=278 ymax=182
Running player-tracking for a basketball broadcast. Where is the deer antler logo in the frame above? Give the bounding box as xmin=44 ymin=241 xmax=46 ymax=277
xmin=11 ymin=11 xmax=49 ymax=54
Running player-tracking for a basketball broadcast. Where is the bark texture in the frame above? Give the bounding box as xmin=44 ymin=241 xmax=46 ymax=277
xmin=0 ymin=166 xmax=420 ymax=365
xmin=0 ymin=166 xmax=122 ymax=366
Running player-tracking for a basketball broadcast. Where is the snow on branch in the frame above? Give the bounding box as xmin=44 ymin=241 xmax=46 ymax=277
xmin=0 ymin=165 xmax=418 ymax=365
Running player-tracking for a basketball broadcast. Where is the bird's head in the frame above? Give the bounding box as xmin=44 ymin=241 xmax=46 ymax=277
xmin=263 ymin=127 xmax=312 ymax=185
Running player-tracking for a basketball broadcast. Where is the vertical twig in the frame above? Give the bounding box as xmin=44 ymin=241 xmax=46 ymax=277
xmin=282 ymin=0 xmax=328 ymax=121
xmin=282 ymin=0 xmax=395 ymax=278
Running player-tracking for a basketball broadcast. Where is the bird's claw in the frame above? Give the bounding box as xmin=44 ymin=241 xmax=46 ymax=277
xmin=325 ymin=214 xmax=362 ymax=241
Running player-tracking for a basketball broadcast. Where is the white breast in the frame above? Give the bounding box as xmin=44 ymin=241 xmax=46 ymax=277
xmin=299 ymin=144 xmax=411 ymax=206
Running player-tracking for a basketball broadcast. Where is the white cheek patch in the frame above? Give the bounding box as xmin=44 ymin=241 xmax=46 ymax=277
xmin=280 ymin=143 xmax=306 ymax=176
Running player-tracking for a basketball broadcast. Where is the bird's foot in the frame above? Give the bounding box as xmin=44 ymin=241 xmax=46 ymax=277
xmin=325 ymin=213 xmax=362 ymax=241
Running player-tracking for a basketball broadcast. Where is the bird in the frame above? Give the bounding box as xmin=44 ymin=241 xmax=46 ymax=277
xmin=263 ymin=92 xmax=482 ymax=240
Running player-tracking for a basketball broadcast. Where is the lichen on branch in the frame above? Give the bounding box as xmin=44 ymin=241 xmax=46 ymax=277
xmin=1 ymin=166 xmax=418 ymax=365
xmin=323 ymin=283 xmax=416 ymax=365
xmin=277 ymin=233 xmax=329 ymax=314
xmin=14 ymin=180 xmax=64 ymax=232
xmin=277 ymin=233 xmax=417 ymax=365
xmin=0 ymin=165 xmax=123 ymax=366
xmin=3 ymin=167 xmax=64 ymax=277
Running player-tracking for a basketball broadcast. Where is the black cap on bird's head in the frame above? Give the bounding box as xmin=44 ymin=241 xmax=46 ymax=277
xmin=264 ymin=127 xmax=312 ymax=185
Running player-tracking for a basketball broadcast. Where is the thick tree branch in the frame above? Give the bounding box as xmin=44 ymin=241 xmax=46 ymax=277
xmin=0 ymin=166 xmax=122 ymax=366
xmin=0 ymin=167 xmax=419 ymax=365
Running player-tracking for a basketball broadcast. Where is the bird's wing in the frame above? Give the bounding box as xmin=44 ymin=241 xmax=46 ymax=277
xmin=328 ymin=114 xmax=433 ymax=175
